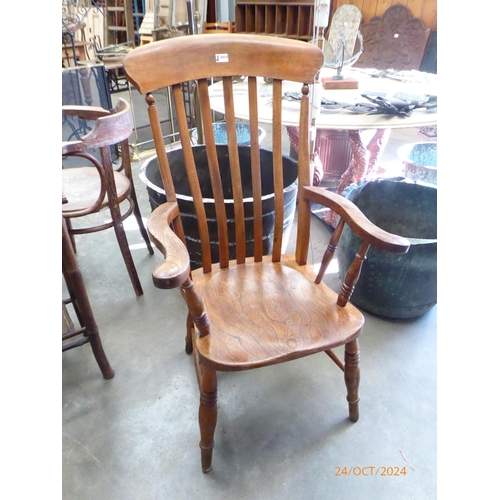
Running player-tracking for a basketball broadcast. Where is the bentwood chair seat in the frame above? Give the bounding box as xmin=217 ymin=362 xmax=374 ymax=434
xmin=124 ymin=33 xmax=410 ymax=473
xmin=62 ymin=166 xmax=131 ymax=212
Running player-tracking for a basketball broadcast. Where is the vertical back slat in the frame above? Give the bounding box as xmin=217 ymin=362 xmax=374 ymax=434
xmin=247 ymin=76 xmax=263 ymax=262
xmin=271 ymin=79 xmax=284 ymax=262
xmin=146 ymin=93 xmax=188 ymax=247
xmin=172 ymin=83 xmax=212 ymax=273
xmin=295 ymin=84 xmax=312 ymax=265
xmin=198 ymin=78 xmax=230 ymax=268
xmin=222 ymin=76 xmax=246 ymax=264
xmin=146 ymin=93 xmax=177 ymax=202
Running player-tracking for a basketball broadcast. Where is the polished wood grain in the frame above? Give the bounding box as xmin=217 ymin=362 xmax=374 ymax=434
xmin=172 ymin=83 xmax=213 ymax=273
xmin=198 ymin=78 xmax=230 ymax=268
xmin=147 ymin=202 xmax=190 ymax=289
xmin=294 ymin=84 xmax=312 ymax=266
xmin=248 ymin=76 xmax=263 ymax=262
xmin=315 ymin=219 xmax=346 ymax=284
xmin=344 ymin=338 xmax=360 ymax=421
xmin=223 ymin=76 xmax=246 ymax=264
xmin=303 ymin=186 xmax=410 ymax=252
xmin=198 ymin=365 xmax=218 ymax=473
xmin=124 ymin=34 xmax=410 ymax=473
xmin=145 ymin=94 xmax=178 ymax=203
xmin=271 ymin=79 xmax=284 ymax=262
xmin=124 ymin=34 xmax=323 ymax=93
xmin=193 ymin=255 xmax=364 ymax=371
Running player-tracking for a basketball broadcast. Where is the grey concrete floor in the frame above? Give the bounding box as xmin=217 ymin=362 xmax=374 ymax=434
xmin=62 ymin=126 xmax=437 ymax=499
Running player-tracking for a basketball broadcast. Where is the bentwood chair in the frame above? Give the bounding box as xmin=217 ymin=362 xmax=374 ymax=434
xmin=62 ymin=98 xmax=154 ymax=296
xmin=124 ymin=34 xmax=410 ymax=472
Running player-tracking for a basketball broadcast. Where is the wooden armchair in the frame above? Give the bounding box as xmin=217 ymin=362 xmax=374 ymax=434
xmin=124 ymin=34 xmax=410 ymax=472
xmin=62 ymin=99 xmax=154 ymax=296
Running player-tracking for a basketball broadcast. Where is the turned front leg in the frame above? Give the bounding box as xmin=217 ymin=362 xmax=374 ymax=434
xmin=179 ymin=286 xmax=195 ymax=354
xmin=181 ymin=278 xmax=210 ymax=337
xmin=344 ymin=339 xmax=360 ymax=422
xmin=199 ymin=366 xmax=218 ymax=473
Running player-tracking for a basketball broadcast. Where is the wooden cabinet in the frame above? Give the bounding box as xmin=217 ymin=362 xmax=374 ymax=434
xmin=235 ymin=0 xmax=315 ymax=41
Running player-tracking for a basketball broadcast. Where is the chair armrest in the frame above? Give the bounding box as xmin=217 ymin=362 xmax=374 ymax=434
xmin=147 ymin=202 xmax=191 ymax=289
xmin=62 ymin=99 xmax=133 ymax=150
xmin=303 ymin=186 xmax=410 ymax=253
xmin=62 ymin=105 xmax=111 ymax=120
xmin=62 ymin=140 xmax=84 ymax=155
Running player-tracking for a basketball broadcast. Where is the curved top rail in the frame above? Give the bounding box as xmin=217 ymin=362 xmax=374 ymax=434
xmin=124 ymin=34 xmax=324 ymax=93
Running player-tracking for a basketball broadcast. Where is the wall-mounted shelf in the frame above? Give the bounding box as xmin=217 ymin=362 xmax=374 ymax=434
xmin=235 ymin=0 xmax=315 ymax=41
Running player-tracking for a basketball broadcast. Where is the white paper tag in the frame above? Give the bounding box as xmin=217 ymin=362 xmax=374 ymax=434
xmin=215 ymin=53 xmax=229 ymax=63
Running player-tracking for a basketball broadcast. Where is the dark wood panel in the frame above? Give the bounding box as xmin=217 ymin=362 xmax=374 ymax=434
xmin=332 ymin=0 xmax=437 ymax=31
xmin=354 ymin=4 xmax=431 ymax=70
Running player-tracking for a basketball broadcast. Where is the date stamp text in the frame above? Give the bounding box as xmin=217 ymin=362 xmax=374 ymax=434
xmin=335 ymin=466 xmax=408 ymax=477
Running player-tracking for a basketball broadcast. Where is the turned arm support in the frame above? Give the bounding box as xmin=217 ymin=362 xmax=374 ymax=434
xmin=303 ymin=186 xmax=410 ymax=253
xmin=303 ymin=186 xmax=410 ymax=306
xmin=147 ymin=205 xmax=212 ymax=339
xmin=149 ymin=203 xmax=210 ymax=338
xmin=147 ymin=202 xmax=191 ymax=289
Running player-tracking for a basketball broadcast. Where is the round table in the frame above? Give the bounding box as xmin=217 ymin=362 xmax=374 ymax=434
xmin=208 ymin=68 xmax=437 ymax=224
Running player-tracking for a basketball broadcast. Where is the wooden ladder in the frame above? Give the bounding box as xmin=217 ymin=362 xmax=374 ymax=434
xmin=105 ymin=0 xmax=135 ymax=46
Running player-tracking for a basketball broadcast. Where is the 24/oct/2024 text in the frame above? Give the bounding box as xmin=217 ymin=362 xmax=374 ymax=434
xmin=335 ymin=466 xmax=408 ymax=477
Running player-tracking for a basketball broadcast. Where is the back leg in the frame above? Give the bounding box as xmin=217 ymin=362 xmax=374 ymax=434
xmin=89 ymin=331 xmax=115 ymax=379
xmin=129 ymin=192 xmax=154 ymax=255
xmin=107 ymin=194 xmax=144 ymax=296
